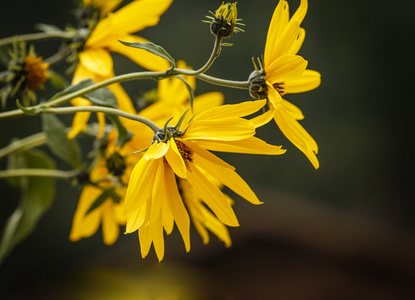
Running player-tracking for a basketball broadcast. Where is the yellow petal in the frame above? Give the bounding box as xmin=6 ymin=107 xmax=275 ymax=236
xmin=274 ymin=104 xmax=319 ymax=169
xmin=105 ymin=35 xmax=171 ymax=71
xmin=138 ymin=225 xmax=152 ymax=258
xmin=264 ymin=0 xmax=288 ymax=67
xmin=101 ymin=201 xmax=119 ymax=245
xmin=184 ymin=119 xmax=255 ymax=141
xmin=147 ymin=159 xmax=164 ymax=225
xmin=250 ymin=106 xmax=275 ymax=128
xmin=193 ymin=136 xmax=286 ymax=156
xmin=290 ymin=0 xmax=308 ymax=28
xmin=195 ymin=100 xmax=266 ymax=121
xmin=287 ymin=28 xmax=305 ymax=56
xmin=79 ymin=48 xmax=113 ymax=76
xmin=192 ymin=92 xmax=224 ymax=114
xmin=124 ymin=157 xmax=158 ymax=212
xmin=151 ymin=217 xmax=165 ymax=261
xmin=266 ymin=55 xmax=307 ymax=84
xmin=267 ymin=21 xmax=300 ymax=63
xmin=186 ymin=163 xmax=239 ymax=227
xmin=164 ymin=138 xmax=187 ymax=178
xmin=284 ymin=69 xmax=321 ymax=94
xmin=164 ymin=164 xmax=191 ymax=251
xmin=125 ymin=204 xmax=147 ymax=233
xmin=145 ymin=141 xmax=169 ymax=160
xmin=198 ymin=205 xmax=232 ymax=247
xmin=281 ymin=99 xmax=304 ymax=120
xmin=107 ymin=81 xmax=137 ymax=114
xmin=192 ymin=147 xmax=262 ymax=205
xmin=67 ymin=111 xmax=91 ymax=139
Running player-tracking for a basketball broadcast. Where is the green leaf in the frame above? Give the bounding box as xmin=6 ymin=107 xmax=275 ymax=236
xmin=48 ymin=69 xmax=69 ymax=90
xmin=86 ymin=188 xmax=114 ymax=215
xmin=42 ymin=114 xmax=81 ymax=167
xmin=118 ymin=40 xmax=175 ymax=69
xmin=50 ymin=79 xmax=117 ymax=108
xmin=0 ymin=46 xmax=10 ymax=67
xmin=108 ymin=115 xmax=133 ymax=147
xmin=0 ymin=149 xmax=56 ymax=264
xmin=173 ymin=75 xmax=195 ymax=111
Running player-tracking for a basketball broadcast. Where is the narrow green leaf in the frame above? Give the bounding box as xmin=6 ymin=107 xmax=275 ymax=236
xmin=0 ymin=46 xmax=10 ymax=67
xmin=86 ymin=188 xmax=114 ymax=215
xmin=35 ymin=23 xmax=63 ymax=33
xmin=0 ymin=149 xmax=55 ymax=264
xmin=16 ymin=99 xmax=45 ymax=115
xmin=173 ymin=75 xmax=195 ymax=111
xmin=42 ymin=114 xmax=81 ymax=167
xmin=108 ymin=115 xmax=132 ymax=147
xmin=118 ymin=40 xmax=175 ymax=69
xmin=50 ymin=79 xmax=117 ymax=108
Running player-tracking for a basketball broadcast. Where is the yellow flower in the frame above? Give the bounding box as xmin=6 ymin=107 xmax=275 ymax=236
xmin=68 ymin=0 xmax=173 ymax=139
xmin=250 ymin=0 xmax=321 ymax=169
xmin=124 ymin=100 xmax=286 ymax=261
xmin=209 ymin=2 xmax=239 ymax=38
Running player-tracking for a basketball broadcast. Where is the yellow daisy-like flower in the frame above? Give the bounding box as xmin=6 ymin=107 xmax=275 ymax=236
xmin=68 ymin=0 xmax=173 ymax=139
xmin=250 ymin=0 xmax=321 ymax=169
xmin=124 ymin=100 xmax=286 ymax=261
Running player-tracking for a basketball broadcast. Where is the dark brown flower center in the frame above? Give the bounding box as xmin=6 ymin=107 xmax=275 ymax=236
xmin=175 ymin=140 xmax=193 ymax=162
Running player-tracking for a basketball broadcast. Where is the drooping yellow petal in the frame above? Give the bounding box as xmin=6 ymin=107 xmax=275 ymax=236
xmin=250 ymin=106 xmax=275 ymax=128
xmin=104 ymin=35 xmax=171 ymax=71
xmin=164 ymin=164 xmax=190 ymax=251
xmin=147 ymin=159 xmax=164 ymax=225
xmin=266 ymin=55 xmax=307 ymax=84
xmin=280 ymin=99 xmax=304 ymax=120
xmin=67 ymin=111 xmax=91 ymax=139
xmin=79 ymin=48 xmax=113 ymax=76
xmin=138 ymin=225 xmax=152 ymax=258
xmin=124 ymin=157 xmax=158 ymax=212
xmin=192 ymin=136 xmax=286 ymax=156
xmin=195 ymin=100 xmax=266 ymax=121
xmin=184 ymin=119 xmax=255 ymax=141
xmin=164 ymin=138 xmax=187 ymax=178
xmin=107 ymin=80 xmax=137 ymax=115
xmin=186 ymin=163 xmax=239 ymax=227
xmin=266 ymin=81 xmax=282 ymax=108
xmin=191 ymin=146 xmax=262 ymax=205
xmin=192 ymin=92 xmax=224 ymax=114
xmin=101 ymin=201 xmax=119 ymax=245
xmin=151 ymin=217 xmax=165 ymax=261
xmin=125 ymin=203 xmax=147 ymax=233
xmin=283 ymin=69 xmax=321 ymax=94
xmin=274 ymin=104 xmax=319 ymax=169
xmin=145 ymin=141 xmax=169 ymax=160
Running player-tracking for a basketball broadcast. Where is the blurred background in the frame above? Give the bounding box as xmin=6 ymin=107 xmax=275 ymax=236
xmin=0 ymin=0 xmax=414 ymax=299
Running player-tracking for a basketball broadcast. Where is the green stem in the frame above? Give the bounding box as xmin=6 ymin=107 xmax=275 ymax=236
xmin=46 ymin=106 xmax=160 ymax=133
xmin=0 ymin=132 xmax=47 ymax=160
xmin=0 ymin=31 xmax=74 ymax=47
xmin=0 ymin=168 xmax=77 ymax=180
xmin=196 ymin=73 xmax=250 ymax=89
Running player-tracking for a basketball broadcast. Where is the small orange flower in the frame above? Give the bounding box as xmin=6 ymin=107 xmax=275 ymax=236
xmin=24 ymin=55 xmax=49 ymax=90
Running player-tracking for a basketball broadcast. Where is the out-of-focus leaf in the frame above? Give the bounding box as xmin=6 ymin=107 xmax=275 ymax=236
xmin=174 ymin=75 xmax=195 ymax=111
xmin=48 ymin=70 xmax=69 ymax=90
xmin=118 ymin=40 xmax=175 ymax=69
xmin=0 ymin=149 xmax=56 ymax=264
xmin=35 ymin=23 xmax=62 ymax=33
xmin=86 ymin=188 xmax=114 ymax=215
xmin=0 ymin=46 xmax=10 ymax=67
xmin=42 ymin=114 xmax=81 ymax=167
xmin=50 ymin=79 xmax=117 ymax=108
xmin=108 ymin=115 xmax=132 ymax=147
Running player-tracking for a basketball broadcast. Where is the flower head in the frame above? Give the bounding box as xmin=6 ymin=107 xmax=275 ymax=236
xmin=124 ymin=100 xmax=285 ymax=261
xmin=249 ymin=0 xmax=321 ymax=169
xmin=205 ymin=2 xmax=244 ymax=39
xmin=0 ymin=40 xmax=49 ymax=108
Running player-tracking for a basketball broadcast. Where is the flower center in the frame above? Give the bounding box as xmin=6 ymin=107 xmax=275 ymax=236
xmin=273 ymin=82 xmax=286 ymax=96
xmin=24 ymin=55 xmax=49 ymax=90
xmin=106 ymin=152 xmax=126 ymax=176
xmin=175 ymin=140 xmax=193 ymax=162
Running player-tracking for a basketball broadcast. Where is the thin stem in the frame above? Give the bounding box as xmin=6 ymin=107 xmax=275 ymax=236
xmin=0 ymin=168 xmax=77 ymax=180
xmin=0 ymin=31 xmax=74 ymax=47
xmin=0 ymin=132 xmax=47 ymax=160
xmin=196 ymin=73 xmax=250 ymax=89
xmin=47 ymin=106 xmax=160 ymax=133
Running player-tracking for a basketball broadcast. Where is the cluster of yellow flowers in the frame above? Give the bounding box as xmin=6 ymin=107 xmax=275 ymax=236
xmin=0 ymin=0 xmax=320 ymax=262
xmin=67 ymin=0 xmax=320 ymax=261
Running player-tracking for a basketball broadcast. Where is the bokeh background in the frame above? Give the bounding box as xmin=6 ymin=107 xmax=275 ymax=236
xmin=1 ymin=0 xmax=414 ymax=299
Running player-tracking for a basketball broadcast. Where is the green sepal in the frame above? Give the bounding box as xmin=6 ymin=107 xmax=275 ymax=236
xmin=118 ymin=40 xmax=176 ymax=69
xmin=0 ymin=149 xmax=56 ymax=264
xmin=41 ymin=114 xmax=81 ymax=167
xmin=50 ymin=79 xmax=117 ymax=108
xmin=86 ymin=188 xmax=115 ymax=216
xmin=108 ymin=115 xmax=133 ymax=147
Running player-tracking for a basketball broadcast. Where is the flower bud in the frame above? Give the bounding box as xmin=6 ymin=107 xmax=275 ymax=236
xmin=210 ymin=2 xmax=238 ymax=38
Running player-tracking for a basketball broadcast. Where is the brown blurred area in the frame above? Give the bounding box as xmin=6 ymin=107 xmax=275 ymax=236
xmin=1 ymin=0 xmax=414 ymax=299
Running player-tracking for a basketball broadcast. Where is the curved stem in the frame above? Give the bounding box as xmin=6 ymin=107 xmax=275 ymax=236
xmin=0 ymin=31 xmax=73 ymax=47
xmin=196 ymin=73 xmax=250 ymax=89
xmin=47 ymin=106 xmax=160 ymax=133
xmin=0 ymin=168 xmax=77 ymax=180
xmin=0 ymin=132 xmax=47 ymax=160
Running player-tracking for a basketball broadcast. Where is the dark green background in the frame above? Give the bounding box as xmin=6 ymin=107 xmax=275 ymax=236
xmin=1 ymin=0 xmax=414 ymax=299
